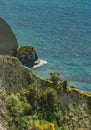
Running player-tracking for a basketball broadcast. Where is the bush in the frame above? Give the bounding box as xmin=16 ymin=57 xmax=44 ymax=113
xmin=23 ymin=102 xmax=32 ymax=114
xmin=6 ymin=95 xmax=23 ymax=116
xmin=50 ymin=73 xmax=60 ymax=85
xmin=50 ymin=72 xmax=68 ymax=92
xmin=35 ymin=122 xmax=55 ymax=130
xmin=31 ymin=120 xmax=55 ymax=130
xmin=70 ymin=85 xmax=77 ymax=89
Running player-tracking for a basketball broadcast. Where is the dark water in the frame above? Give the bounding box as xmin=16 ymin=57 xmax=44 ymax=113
xmin=0 ymin=0 xmax=91 ymax=91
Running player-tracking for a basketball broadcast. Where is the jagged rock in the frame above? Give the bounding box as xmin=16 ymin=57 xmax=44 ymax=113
xmin=16 ymin=46 xmax=38 ymax=67
xmin=0 ymin=17 xmax=18 ymax=56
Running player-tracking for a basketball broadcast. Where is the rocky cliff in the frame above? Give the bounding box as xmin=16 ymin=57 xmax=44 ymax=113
xmin=0 ymin=56 xmax=91 ymax=130
xmin=0 ymin=17 xmax=18 ymax=56
xmin=0 ymin=17 xmax=38 ymax=67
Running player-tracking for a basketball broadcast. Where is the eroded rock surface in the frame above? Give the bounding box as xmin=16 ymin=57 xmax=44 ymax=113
xmin=0 ymin=17 xmax=18 ymax=56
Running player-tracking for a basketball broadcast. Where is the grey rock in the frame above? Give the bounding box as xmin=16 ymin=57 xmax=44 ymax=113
xmin=0 ymin=17 xmax=18 ymax=56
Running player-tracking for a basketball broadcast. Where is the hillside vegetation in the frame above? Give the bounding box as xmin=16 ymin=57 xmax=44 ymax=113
xmin=0 ymin=56 xmax=91 ymax=130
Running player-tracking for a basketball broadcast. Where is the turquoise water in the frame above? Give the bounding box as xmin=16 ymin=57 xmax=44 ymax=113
xmin=0 ymin=0 xmax=91 ymax=91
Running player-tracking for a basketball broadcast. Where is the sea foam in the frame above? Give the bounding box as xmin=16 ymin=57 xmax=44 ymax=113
xmin=33 ymin=59 xmax=47 ymax=68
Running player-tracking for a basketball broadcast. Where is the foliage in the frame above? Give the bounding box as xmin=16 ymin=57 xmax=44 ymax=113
xmin=5 ymin=78 xmax=91 ymax=130
xmin=50 ymin=73 xmax=60 ymax=85
xmin=23 ymin=102 xmax=32 ymax=114
xmin=6 ymin=95 xmax=23 ymax=116
xmin=50 ymin=72 xmax=68 ymax=92
xmin=5 ymin=84 xmax=57 ymax=129
xmin=39 ymin=87 xmax=57 ymax=121
xmin=27 ymin=84 xmax=39 ymax=112
xmin=70 ymin=85 xmax=77 ymax=89
xmin=35 ymin=121 xmax=55 ymax=130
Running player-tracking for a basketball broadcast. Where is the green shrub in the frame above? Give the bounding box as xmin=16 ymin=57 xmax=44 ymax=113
xmin=70 ymin=85 xmax=77 ymax=89
xmin=38 ymin=87 xmax=58 ymax=121
xmin=6 ymin=95 xmax=23 ymax=116
xmin=35 ymin=122 xmax=55 ymax=130
xmin=29 ymin=120 xmax=55 ymax=130
xmin=50 ymin=72 xmax=60 ymax=85
xmin=26 ymin=84 xmax=39 ymax=110
xmin=23 ymin=102 xmax=32 ymax=114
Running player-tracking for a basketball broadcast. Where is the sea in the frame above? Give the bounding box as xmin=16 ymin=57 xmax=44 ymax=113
xmin=0 ymin=0 xmax=91 ymax=91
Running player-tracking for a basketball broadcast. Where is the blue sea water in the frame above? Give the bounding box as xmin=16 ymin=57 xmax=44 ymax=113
xmin=0 ymin=0 xmax=91 ymax=91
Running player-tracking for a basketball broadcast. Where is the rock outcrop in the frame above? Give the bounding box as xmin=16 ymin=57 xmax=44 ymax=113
xmin=0 ymin=17 xmax=38 ymax=67
xmin=0 ymin=17 xmax=18 ymax=56
xmin=16 ymin=46 xmax=38 ymax=67
xmin=0 ymin=56 xmax=31 ymax=93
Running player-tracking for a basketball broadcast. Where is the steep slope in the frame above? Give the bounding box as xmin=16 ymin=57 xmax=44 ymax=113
xmin=0 ymin=55 xmax=52 ymax=130
xmin=0 ymin=56 xmax=91 ymax=130
xmin=0 ymin=56 xmax=32 ymax=93
xmin=0 ymin=56 xmax=31 ymax=130
xmin=56 ymin=89 xmax=91 ymax=129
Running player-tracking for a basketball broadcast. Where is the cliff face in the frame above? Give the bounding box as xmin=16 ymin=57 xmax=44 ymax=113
xmin=0 ymin=17 xmax=18 ymax=56
xmin=0 ymin=56 xmax=91 ymax=130
xmin=0 ymin=55 xmax=51 ymax=93
xmin=0 ymin=56 xmax=32 ymax=93
xmin=0 ymin=17 xmax=38 ymax=67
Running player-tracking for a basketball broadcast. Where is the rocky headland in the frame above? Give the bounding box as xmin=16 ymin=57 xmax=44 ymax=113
xmin=0 ymin=18 xmax=91 ymax=130
xmin=16 ymin=46 xmax=38 ymax=67
xmin=0 ymin=17 xmax=38 ymax=67
xmin=0 ymin=17 xmax=18 ymax=56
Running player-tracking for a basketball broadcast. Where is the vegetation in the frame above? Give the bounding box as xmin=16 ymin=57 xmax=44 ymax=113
xmin=6 ymin=84 xmax=56 ymax=130
xmin=4 ymin=73 xmax=91 ymax=130
xmin=50 ymin=72 xmax=68 ymax=92
xmin=16 ymin=46 xmax=38 ymax=67
xmin=0 ymin=18 xmax=91 ymax=129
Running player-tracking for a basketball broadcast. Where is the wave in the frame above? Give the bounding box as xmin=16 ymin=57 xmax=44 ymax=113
xmin=33 ymin=59 xmax=47 ymax=68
